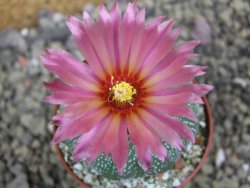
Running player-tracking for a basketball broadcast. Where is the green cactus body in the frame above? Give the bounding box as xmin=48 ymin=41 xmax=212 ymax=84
xmin=63 ymin=103 xmax=200 ymax=180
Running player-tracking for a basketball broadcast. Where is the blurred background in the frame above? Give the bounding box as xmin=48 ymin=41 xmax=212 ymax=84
xmin=0 ymin=0 xmax=249 ymax=187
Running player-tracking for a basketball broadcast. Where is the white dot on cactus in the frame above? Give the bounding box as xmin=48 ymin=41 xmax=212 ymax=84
xmin=73 ymin=163 xmax=83 ymax=171
xmin=162 ymin=172 xmax=170 ymax=180
xmin=199 ymin=121 xmax=206 ymax=128
xmin=172 ymin=178 xmax=181 ymax=186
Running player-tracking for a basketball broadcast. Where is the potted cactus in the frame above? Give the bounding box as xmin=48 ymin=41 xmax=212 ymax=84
xmin=42 ymin=1 xmax=213 ymax=187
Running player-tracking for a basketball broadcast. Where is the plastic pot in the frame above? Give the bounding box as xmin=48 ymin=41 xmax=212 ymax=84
xmin=52 ymin=96 xmax=213 ymax=188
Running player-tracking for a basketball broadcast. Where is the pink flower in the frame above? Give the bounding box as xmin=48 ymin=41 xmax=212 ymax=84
xmin=41 ymin=2 xmax=213 ymax=173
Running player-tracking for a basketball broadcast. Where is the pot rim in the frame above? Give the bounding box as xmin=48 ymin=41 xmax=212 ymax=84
xmin=178 ymin=96 xmax=213 ymax=188
xmin=52 ymin=96 xmax=213 ymax=188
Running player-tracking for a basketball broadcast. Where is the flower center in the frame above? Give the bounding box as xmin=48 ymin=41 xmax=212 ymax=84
xmin=108 ymin=81 xmax=137 ymax=108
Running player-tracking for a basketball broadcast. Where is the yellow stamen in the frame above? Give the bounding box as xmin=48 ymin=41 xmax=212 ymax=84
xmin=108 ymin=81 xmax=136 ymax=108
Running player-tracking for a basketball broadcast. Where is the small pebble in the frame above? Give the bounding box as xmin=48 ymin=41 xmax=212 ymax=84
xmin=215 ymin=149 xmax=226 ymax=168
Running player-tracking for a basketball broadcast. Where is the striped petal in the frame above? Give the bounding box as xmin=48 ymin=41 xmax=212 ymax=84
xmin=44 ymin=80 xmax=98 ymax=104
xmin=146 ymin=65 xmax=207 ymax=91
xmin=148 ymin=84 xmax=213 ymax=97
xmin=44 ymin=49 xmax=99 ymax=82
xmin=127 ymin=113 xmax=167 ymax=170
xmin=66 ymin=16 xmax=107 ymax=80
xmin=52 ymin=107 xmax=109 ymax=144
xmin=110 ymin=1 xmax=122 ymax=70
xmin=112 ymin=117 xmax=129 ymax=173
xmin=145 ymin=103 xmax=198 ymax=122
xmin=41 ymin=51 xmax=101 ymax=92
xmin=133 ymin=20 xmax=176 ymax=77
xmin=53 ymin=100 xmax=104 ymax=122
xmin=97 ymin=5 xmax=118 ymax=74
xmin=126 ymin=8 xmax=145 ymax=75
xmin=138 ymin=27 xmax=181 ymax=80
xmin=129 ymin=18 xmax=168 ymax=75
xmin=137 ymin=109 xmax=184 ymax=149
xmin=144 ymin=108 xmax=195 ymax=143
xmin=119 ymin=3 xmax=137 ymax=72
xmin=144 ymin=91 xmax=203 ymax=105
xmin=143 ymin=53 xmax=198 ymax=88
xmin=73 ymin=113 xmax=112 ymax=162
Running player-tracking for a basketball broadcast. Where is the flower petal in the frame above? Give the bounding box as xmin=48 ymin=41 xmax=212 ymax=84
xmin=82 ymin=115 xmax=117 ymax=164
xmin=146 ymin=65 xmax=207 ymax=91
xmin=137 ymin=109 xmax=184 ymax=150
xmin=177 ymin=40 xmax=200 ymax=53
xmin=44 ymin=79 xmax=98 ymax=104
xmin=138 ymin=27 xmax=181 ymax=80
xmin=97 ymin=4 xmax=119 ymax=74
xmin=66 ymin=16 xmax=107 ymax=80
xmin=72 ymin=112 xmax=112 ymax=162
xmin=110 ymin=1 xmax=122 ymax=70
xmin=127 ymin=119 xmax=151 ymax=170
xmin=111 ymin=0 xmax=121 ymax=19
xmin=146 ymin=103 xmax=198 ymax=122
xmin=127 ymin=8 xmax=145 ymax=75
xmin=143 ymin=52 xmax=198 ymax=88
xmin=144 ymin=108 xmax=195 ymax=143
xmin=45 ymin=49 xmax=99 ymax=82
xmin=127 ymin=113 xmax=167 ymax=170
xmin=132 ymin=20 xmax=175 ymax=76
xmin=119 ymin=3 xmax=137 ymax=72
xmin=146 ymin=16 xmax=165 ymax=29
xmin=41 ymin=51 xmax=101 ymax=91
xmin=144 ymin=92 xmax=203 ymax=105
xmin=148 ymin=84 xmax=213 ymax=97
xmin=81 ymin=15 xmax=115 ymax=76
xmin=73 ymin=114 xmax=126 ymax=165
xmin=112 ymin=117 xmax=129 ymax=173
xmin=53 ymin=100 xmax=103 ymax=122
xmin=52 ymin=107 xmax=109 ymax=144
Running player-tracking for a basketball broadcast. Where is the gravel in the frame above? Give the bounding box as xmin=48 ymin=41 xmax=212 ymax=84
xmin=0 ymin=0 xmax=250 ymax=187
xmin=0 ymin=28 xmax=28 ymax=53
xmin=215 ymin=148 xmax=226 ymax=168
